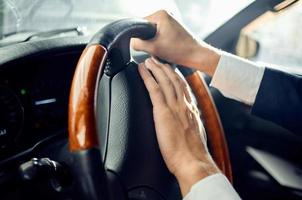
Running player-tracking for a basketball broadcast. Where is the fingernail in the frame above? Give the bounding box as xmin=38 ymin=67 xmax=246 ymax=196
xmin=145 ymin=58 xmax=152 ymax=67
xmin=139 ymin=63 xmax=145 ymax=70
xmin=151 ymin=57 xmax=160 ymax=65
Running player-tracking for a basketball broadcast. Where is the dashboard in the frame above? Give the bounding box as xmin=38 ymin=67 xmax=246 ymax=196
xmin=0 ymin=37 xmax=90 ymax=158
xmin=0 ymin=35 xmax=160 ymax=200
xmin=0 ymin=36 xmax=90 ymax=200
xmin=0 ymin=51 xmax=81 ymax=159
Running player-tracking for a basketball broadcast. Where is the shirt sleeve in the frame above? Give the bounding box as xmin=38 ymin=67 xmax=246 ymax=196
xmin=183 ymin=173 xmax=241 ymax=200
xmin=210 ymin=51 xmax=265 ymax=105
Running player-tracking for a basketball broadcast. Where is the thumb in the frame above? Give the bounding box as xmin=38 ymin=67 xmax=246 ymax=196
xmin=130 ymin=37 xmax=155 ymax=54
xmin=130 ymin=38 xmax=145 ymax=52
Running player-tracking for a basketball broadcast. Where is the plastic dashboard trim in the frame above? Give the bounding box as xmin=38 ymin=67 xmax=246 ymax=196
xmin=0 ymin=36 xmax=90 ymax=67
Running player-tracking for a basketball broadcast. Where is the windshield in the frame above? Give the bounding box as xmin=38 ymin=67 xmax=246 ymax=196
xmin=0 ymin=0 xmax=252 ymax=40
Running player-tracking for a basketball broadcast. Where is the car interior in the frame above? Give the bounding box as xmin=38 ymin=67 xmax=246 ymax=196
xmin=0 ymin=0 xmax=301 ymax=199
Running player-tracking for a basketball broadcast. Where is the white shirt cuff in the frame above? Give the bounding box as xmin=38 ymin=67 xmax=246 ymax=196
xmin=183 ymin=173 xmax=241 ymax=200
xmin=210 ymin=51 xmax=265 ymax=105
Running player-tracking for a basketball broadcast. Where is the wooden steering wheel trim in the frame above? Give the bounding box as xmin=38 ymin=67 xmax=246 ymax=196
xmin=69 ymin=44 xmax=107 ymax=152
xmin=186 ymin=71 xmax=233 ymax=182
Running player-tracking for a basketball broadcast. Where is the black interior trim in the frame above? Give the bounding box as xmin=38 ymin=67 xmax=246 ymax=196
xmin=205 ymin=0 xmax=284 ymax=52
xmin=0 ymin=36 xmax=89 ymax=67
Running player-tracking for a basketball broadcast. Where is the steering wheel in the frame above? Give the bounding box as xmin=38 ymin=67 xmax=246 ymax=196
xmin=68 ymin=19 xmax=232 ymax=200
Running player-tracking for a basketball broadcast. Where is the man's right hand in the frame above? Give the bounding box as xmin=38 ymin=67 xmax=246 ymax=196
xmin=131 ymin=10 xmax=221 ymax=76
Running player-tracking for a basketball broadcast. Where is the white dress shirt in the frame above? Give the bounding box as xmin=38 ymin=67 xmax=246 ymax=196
xmin=210 ymin=51 xmax=265 ymax=105
xmin=184 ymin=51 xmax=265 ymax=200
xmin=184 ymin=173 xmax=241 ymax=200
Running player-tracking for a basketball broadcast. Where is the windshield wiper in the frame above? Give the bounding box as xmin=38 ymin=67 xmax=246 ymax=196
xmin=0 ymin=26 xmax=87 ymax=47
xmin=23 ymin=27 xmax=86 ymax=42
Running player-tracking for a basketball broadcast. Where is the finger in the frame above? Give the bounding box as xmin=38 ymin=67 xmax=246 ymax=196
xmin=145 ymin=58 xmax=177 ymax=105
xmin=183 ymin=82 xmax=192 ymax=103
xmin=187 ymin=101 xmax=206 ymax=144
xmin=152 ymin=58 xmax=186 ymax=100
xmin=175 ymin=71 xmax=192 ymax=103
xmin=138 ymin=63 xmax=166 ymax=106
xmin=131 ymin=38 xmax=152 ymax=53
xmin=189 ymin=110 xmax=208 ymax=149
xmin=158 ymin=61 xmax=192 ymax=104
xmin=149 ymin=58 xmax=198 ymax=133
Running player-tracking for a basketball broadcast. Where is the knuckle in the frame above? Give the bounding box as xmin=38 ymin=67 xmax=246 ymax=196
xmin=178 ymin=102 xmax=188 ymax=112
xmin=148 ymin=45 xmax=156 ymax=53
xmin=182 ymin=82 xmax=189 ymax=90
xmin=178 ymin=76 xmax=186 ymax=85
xmin=152 ymin=85 xmax=162 ymax=94
xmin=174 ymin=73 xmax=184 ymax=84
xmin=166 ymin=79 xmax=173 ymax=87
xmin=154 ymin=104 xmax=170 ymax=114
xmin=182 ymin=122 xmax=191 ymax=133
xmin=174 ymin=75 xmax=182 ymax=85
xmin=193 ymin=106 xmax=200 ymax=115
xmin=145 ymin=76 xmax=154 ymax=84
xmin=157 ymin=10 xmax=170 ymax=19
xmin=164 ymin=63 xmax=171 ymax=69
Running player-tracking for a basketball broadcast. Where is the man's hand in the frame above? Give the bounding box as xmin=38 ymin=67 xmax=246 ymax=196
xmin=132 ymin=10 xmax=220 ymax=76
xmin=138 ymin=57 xmax=219 ymax=196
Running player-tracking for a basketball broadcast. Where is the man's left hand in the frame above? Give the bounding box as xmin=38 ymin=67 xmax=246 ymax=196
xmin=138 ymin=57 xmax=219 ymax=196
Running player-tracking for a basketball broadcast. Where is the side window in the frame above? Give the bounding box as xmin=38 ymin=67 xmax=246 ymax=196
xmin=236 ymin=1 xmax=302 ymax=71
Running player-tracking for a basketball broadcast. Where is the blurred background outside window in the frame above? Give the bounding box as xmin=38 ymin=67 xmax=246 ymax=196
xmin=236 ymin=1 xmax=302 ymax=71
xmin=0 ymin=0 xmax=301 ymax=70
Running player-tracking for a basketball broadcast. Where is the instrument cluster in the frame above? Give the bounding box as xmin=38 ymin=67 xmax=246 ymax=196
xmin=0 ymin=52 xmax=80 ymax=159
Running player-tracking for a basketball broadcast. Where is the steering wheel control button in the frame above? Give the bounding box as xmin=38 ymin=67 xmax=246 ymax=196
xmin=128 ymin=187 xmax=164 ymax=200
xmin=104 ymin=49 xmax=126 ymax=76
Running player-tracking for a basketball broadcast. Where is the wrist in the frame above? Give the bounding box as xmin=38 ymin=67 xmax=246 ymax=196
xmin=174 ymin=158 xmax=219 ymax=197
xmin=190 ymin=43 xmax=221 ymax=77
